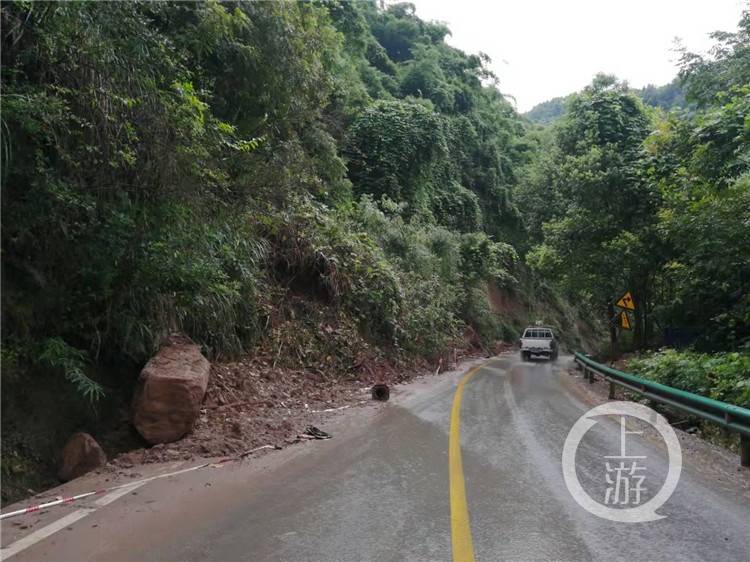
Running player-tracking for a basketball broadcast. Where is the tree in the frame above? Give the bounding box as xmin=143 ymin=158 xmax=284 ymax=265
xmin=678 ymin=10 xmax=750 ymax=107
xmin=526 ymin=75 xmax=660 ymax=348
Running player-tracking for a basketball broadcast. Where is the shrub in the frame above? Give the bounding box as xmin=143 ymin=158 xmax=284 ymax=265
xmin=630 ymin=349 xmax=750 ymax=408
xmin=259 ymin=198 xmax=402 ymax=343
xmin=397 ymin=272 xmax=463 ymax=357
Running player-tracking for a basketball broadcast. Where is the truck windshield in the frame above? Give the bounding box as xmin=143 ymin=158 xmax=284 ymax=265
xmin=524 ymin=330 xmax=552 ymax=338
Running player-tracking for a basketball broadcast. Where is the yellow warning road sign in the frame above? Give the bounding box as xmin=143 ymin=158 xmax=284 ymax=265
xmin=620 ymin=311 xmax=631 ymax=330
xmin=616 ymin=291 xmax=635 ymax=311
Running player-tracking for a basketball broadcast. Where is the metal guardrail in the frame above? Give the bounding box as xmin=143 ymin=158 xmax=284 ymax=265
xmin=573 ymin=352 xmax=750 ymax=467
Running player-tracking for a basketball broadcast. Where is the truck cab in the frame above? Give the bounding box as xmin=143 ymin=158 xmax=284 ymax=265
xmin=520 ymin=327 xmax=558 ymax=361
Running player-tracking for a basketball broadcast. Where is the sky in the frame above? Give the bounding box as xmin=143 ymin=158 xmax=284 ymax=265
xmin=408 ymin=0 xmax=746 ymax=112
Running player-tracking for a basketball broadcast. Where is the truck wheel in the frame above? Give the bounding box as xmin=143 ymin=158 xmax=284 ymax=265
xmin=521 ymin=351 xmax=529 ymax=361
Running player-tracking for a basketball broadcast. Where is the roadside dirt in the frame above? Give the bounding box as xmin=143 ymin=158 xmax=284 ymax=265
xmin=1 ymin=354 xmax=490 ymax=554
xmin=107 ymin=347 xmax=484 ymax=470
xmin=1 ymin=352 xmax=489 ymax=546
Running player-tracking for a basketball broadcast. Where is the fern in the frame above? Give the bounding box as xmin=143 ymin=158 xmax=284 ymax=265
xmin=38 ymin=338 xmax=105 ymax=404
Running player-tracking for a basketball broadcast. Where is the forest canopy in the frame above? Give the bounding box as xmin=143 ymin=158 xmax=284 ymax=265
xmin=519 ymin=12 xmax=750 ymax=351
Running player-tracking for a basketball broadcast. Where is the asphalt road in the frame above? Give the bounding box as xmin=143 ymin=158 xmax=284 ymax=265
xmin=3 ymin=355 xmax=749 ymax=561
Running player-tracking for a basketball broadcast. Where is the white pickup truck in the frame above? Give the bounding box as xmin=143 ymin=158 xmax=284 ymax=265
xmin=519 ymin=326 xmax=558 ymax=361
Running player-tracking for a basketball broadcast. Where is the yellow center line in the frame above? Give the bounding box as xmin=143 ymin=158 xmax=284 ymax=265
xmin=449 ymin=361 xmax=488 ymax=562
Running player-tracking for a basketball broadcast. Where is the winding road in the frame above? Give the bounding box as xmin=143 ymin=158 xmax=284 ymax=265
xmin=2 ymin=354 xmax=749 ymax=561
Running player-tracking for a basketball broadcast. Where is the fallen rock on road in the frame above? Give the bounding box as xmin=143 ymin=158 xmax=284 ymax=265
xmin=132 ymin=335 xmax=210 ymax=444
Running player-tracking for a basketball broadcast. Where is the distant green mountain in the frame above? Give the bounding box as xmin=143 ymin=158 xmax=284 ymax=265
xmin=636 ymin=80 xmax=687 ymax=110
xmin=524 ymin=80 xmax=686 ymax=124
xmin=523 ymin=95 xmax=572 ymax=125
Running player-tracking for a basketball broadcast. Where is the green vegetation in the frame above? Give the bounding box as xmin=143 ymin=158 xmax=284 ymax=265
xmin=630 ymin=348 xmax=750 ymax=409
xmin=519 ymin=12 xmax=750 ymax=406
xmin=1 ymin=0 xmax=584 ymax=427
xmin=637 ymin=80 xmax=686 ymax=111
xmin=524 ymin=80 xmax=687 ymax=124
xmin=521 ymin=74 xmax=658 ymax=348
xmin=521 ymin=12 xmax=750 ymax=355
xmin=523 ymin=95 xmax=573 ymax=125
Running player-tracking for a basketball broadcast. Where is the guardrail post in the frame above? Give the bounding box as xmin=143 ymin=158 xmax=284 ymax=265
xmin=608 ymin=381 xmax=615 ymax=399
xmin=588 ymin=369 xmax=595 ymax=384
xmin=741 ymin=434 xmax=750 ymax=467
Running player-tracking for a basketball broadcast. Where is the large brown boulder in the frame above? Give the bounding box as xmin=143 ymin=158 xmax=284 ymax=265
xmin=58 ymin=432 xmax=107 ymax=481
xmin=133 ymin=336 xmax=210 ymax=444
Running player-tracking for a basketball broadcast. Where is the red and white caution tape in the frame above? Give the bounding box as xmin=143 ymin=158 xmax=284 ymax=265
xmin=0 ymin=489 xmax=109 ymax=520
xmin=0 ymin=444 xmax=277 ymax=521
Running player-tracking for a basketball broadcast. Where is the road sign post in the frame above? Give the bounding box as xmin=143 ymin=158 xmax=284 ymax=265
xmin=610 ymin=291 xmax=636 ymax=356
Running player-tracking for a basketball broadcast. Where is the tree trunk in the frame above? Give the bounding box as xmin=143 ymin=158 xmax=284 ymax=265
xmin=632 ymin=282 xmax=647 ymax=350
xmin=608 ymin=299 xmax=618 ymax=359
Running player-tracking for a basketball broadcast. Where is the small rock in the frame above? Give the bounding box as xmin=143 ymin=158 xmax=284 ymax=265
xmin=58 ymin=432 xmax=107 ymax=482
